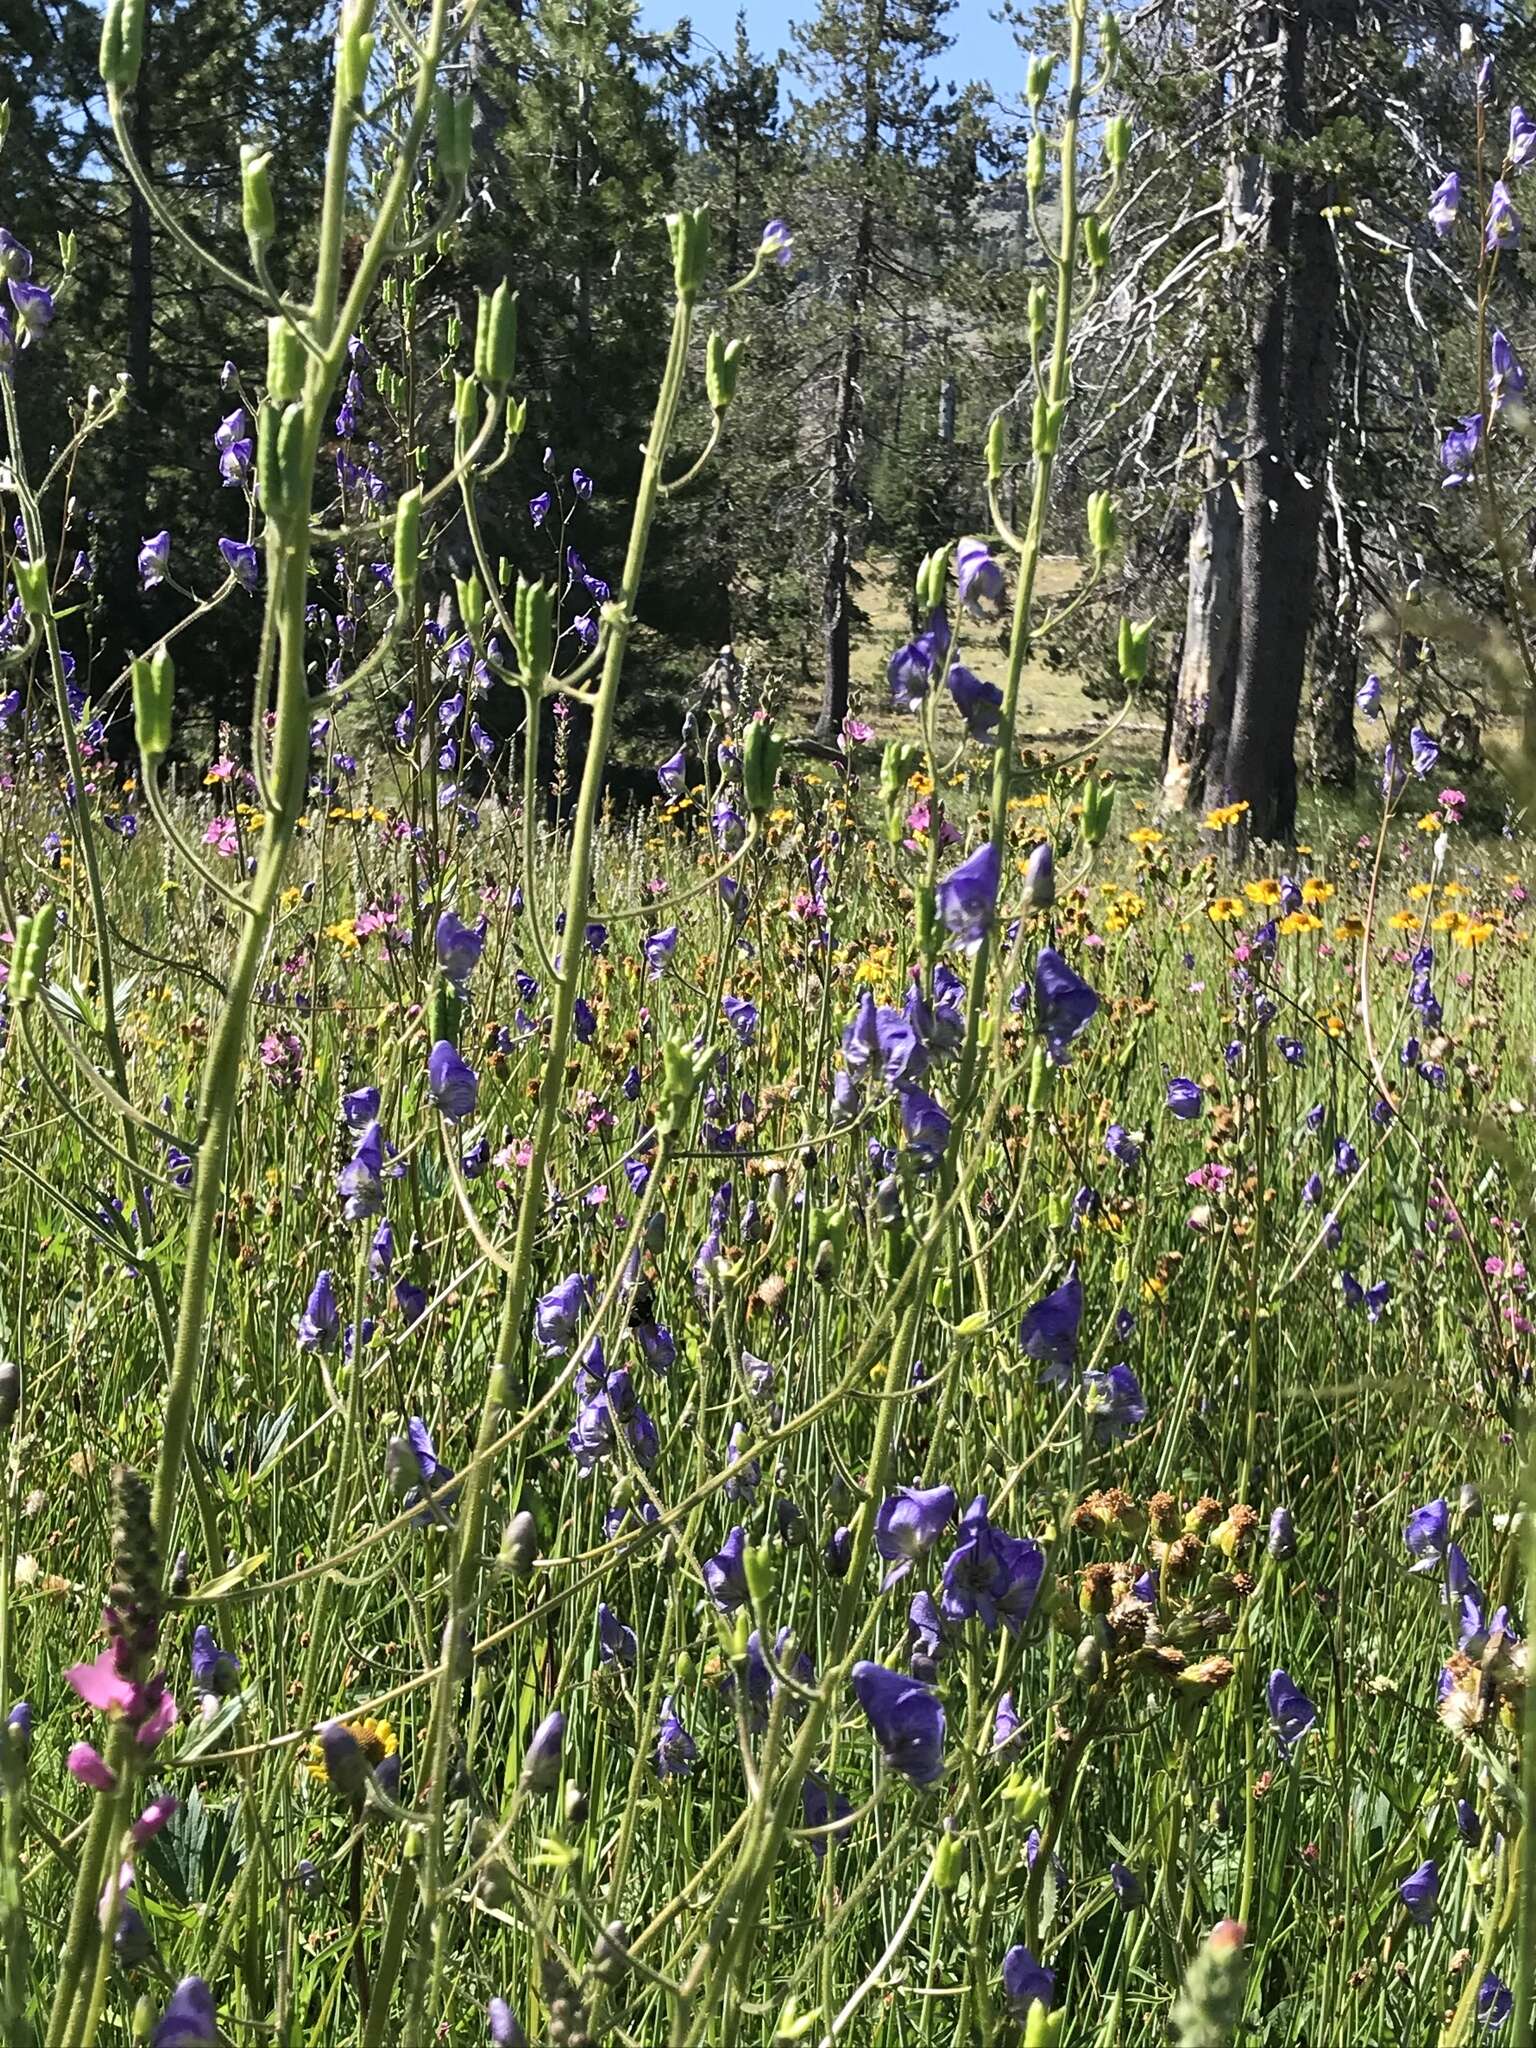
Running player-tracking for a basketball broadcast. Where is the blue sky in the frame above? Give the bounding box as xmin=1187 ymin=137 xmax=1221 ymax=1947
xmin=638 ymin=0 xmax=1028 ymax=101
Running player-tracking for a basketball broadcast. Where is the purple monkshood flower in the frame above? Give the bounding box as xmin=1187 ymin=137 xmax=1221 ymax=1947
xmin=1440 ymin=413 xmax=1484 ymax=488
xmin=138 ymin=531 xmax=170 ymax=591
xmin=1110 ymin=1862 xmax=1145 ymax=1909
xmin=1404 ymin=1498 xmax=1450 ymax=1570
xmin=390 ymin=1418 xmax=458 ymax=1525
xmin=1356 ymin=673 xmax=1382 ymax=718
xmin=1019 ymin=1262 xmax=1083 ymax=1386
xmin=956 ymin=536 xmax=1006 ymax=617
xmin=219 ymin=537 xmax=260 ymax=591
xmin=875 ymin=1484 xmax=958 ymax=1587
xmin=1082 ymin=1362 xmax=1147 ymax=1445
xmin=658 ymin=747 xmax=687 ymax=797
xmin=898 ymin=1083 xmax=951 ymax=1164
xmin=529 ymin=491 xmax=551 ymax=528
xmin=1410 ymin=724 xmax=1440 ymax=778
xmin=703 ymin=1526 xmax=750 ymax=1610
xmin=1511 ymin=105 xmax=1536 ymax=168
xmin=1267 ymin=1668 xmax=1318 ymax=1755
xmin=1022 ymin=840 xmax=1055 ymax=909
xmin=338 ymin=1119 xmax=385 ymax=1221
xmin=296 ymin=1269 xmax=340 ymax=1352
xmin=1491 ymin=330 xmax=1527 ymax=414
xmin=434 ymin=908 xmax=486 ymax=984
xmin=655 ymin=1696 xmax=697 ymax=1777
xmin=219 ymin=436 xmax=253 ymax=487
xmin=947 ymin=664 xmax=1002 ymax=744
xmin=723 ymin=994 xmax=758 ymax=1045
xmin=153 ymin=1976 xmax=218 ymax=2047
xmin=936 ymin=841 xmax=1001 ymax=945
xmin=8 ymin=279 xmax=54 ymax=346
xmin=190 ymin=1625 xmax=240 ymax=1695
xmin=214 ymin=406 xmax=247 ymax=451
xmin=572 ymin=466 xmax=594 ymax=499
xmin=1479 ymin=1972 xmax=1513 ymax=2031
xmin=1428 ymin=171 xmax=1460 ymax=234
xmin=842 ymin=990 xmax=928 ymax=1087
xmin=1457 ymin=1799 xmax=1483 ymax=1846
xmin=597 ymin=1602 xmax=638 ymax=1666
xmin=760 ymin=218 xmax=793 ymax=265
xmin=1399 ymin=1858 xmax=1438 ymax=1927
xmin=939 ymin=1496 xmax=1046 ymax=1632
xmin=427 ymin=1039 xmax=478 ymax=1119
xmin=1487 ymin=179 xmax=1522 ymax=252
xmin=1165 ymin=1076 xmax=1203 ymax=1120
xmin=801 ymin=1773 xmax=855 ymax=1858
xmin=1001 ymin=1945 xmax=1055 ymax=2018
xmin=536 ymin=1272 xmax=590 ymax=1355
xmin=993 ymin=1692 xmax=1022 ymax=1749
xmin=643 ymin=927 xmax=678 ymax=978
xmin=1105 ymin=1123 xmax=1140 ymax=1167
xmin=888 ymin=612 xmax=950 ymax=710
xmin=851 ymin=1659 xmax=945 ymax=1785
xmin=0 ymin=231 xmax=30 ymax=282
xmin=343 ymin=1085 xmax=380 ymax=1130
xmin=520 ymin=1710 xmax=564 ymax=1794
xmin=1033 ymin=947 xmax=1100 ymax=1062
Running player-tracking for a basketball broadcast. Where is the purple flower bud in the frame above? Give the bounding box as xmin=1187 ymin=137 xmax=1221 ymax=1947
xmin=153 ymin=1976 xmax=218 ymax=2047
xmin=519 ymin=1709 xmax=565 ymax=1794
xmin=296 ymin=1269 xmax=340 ymax=1352
xmin=760 ymin=218 xmax=793 ymax=265
xmin=191 ymin=1625 xmax=241 ymax=1695
xmin=1399 ymin=1858 xmax=1438 ymax=1927
xmin=427 ymin=1040 xmax=479 ymax=1120
xmin=488 ymin=1996 xmax=528 ymax=2048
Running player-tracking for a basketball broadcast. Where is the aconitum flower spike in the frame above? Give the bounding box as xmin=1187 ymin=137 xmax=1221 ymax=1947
xmin=138 ymin=531 xmax=170 ymax=590
xmin=190 ymin=1625 xmax=240 ymax=1696
xmin=218 ymin=537 xmax=259 ymax=591
xmin=1267 ymin=1668 xmax=1318 ymax=1754
xmin=1019 ymin=1262 xmax=1083 ymax=1385
xmin=1428 ymin=171 xmax=1460 ymax=234
xmin=850 ymin=1659 xmax=945 ymax=1785
xmin=936 ymin=841 xmax=1001 ymax=945
xmin=1486 ymin=178 xmax=1522 ymax=251
xmin=153 ymin=1976 xmax=218 ymax=2047
xmin=1001 ymin=1945 xmax=1054 ymax=2018
xmin=519 ymin=1710 xmax=565 ymax=1794
xmin=1082 ymin=1362 xmax=1146 ymax=1444
xmin=874 ymin=1484 xmax=957 ymax=1587
xmin=1033 ymin=947 xmax=1100 ymax=1061
xmin=946 ymin=663 xmax=1002 ymax=743
xmin=703 ymin=1526 xmax=750 ymax=1610
xmin=296 ymin=1269 xmax=340 ymax=1352
xmin=1403 ymin=1497 xmax=1449 ymax=1569
xmin=427 ymin=1040 xmax=478 ymax=1119
xmin=8 ymin=280 xmax=54 ymax=346
xmin=435 ymin=908 xmax=486 ymax=984
xmin=955 ymin=536 xmax=1005 ymax=617
xmin=1399 ymin=1858 xmax=1438 ymax=1926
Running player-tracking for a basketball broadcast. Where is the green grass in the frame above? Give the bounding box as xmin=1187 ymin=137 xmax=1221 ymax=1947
xmin=0 ymin=753 xmax=1530 ymax=2046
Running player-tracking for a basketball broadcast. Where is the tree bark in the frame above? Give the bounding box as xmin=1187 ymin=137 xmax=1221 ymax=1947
xmin=815 ymin=0 xmax=884 ymax=742
xmin=1163 ymin=411 xmax=1242 ymax=813
xmin=1308 ymin=507 xmax=1359 ymax=790
xmin=1224 ymin=0 xmax=1341 ymax=843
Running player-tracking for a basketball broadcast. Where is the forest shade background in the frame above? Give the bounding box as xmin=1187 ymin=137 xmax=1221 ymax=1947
xmin=5 ymin=0 xmax=1534 ymax=837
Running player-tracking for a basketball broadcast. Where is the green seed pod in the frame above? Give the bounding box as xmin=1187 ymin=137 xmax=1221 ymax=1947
xmin=1026 ymin=53 xmax=1056 ymax=108
xmin=99 ymin=0 xmax=147 ymax=90
xmin=1027 ymin=1044 xmax=1054 ymax=1117
xmin=1082 ymin=213 xmax=1111 ymax=270
xmin=474 ymin=282 xmax=518 ymax=391
xmin=986 ymin=415 xmax=1007 ymax=485
xmin=9 ymin=904 xmax=57 ymax=1006
xmin=393 ymin=487 xmax=422 ymax=622
xmin=454 ymin=572 xmax=485 ymax=639
xmin=13 ymin=559 xmax=49 ymax=621
xmin=1028 ymin=284 xmax=1049 ymax=340
xmin=240 ymin=145 xmax=276 ymax=263
xmin=1098 ymin=11 xmax=1122 ymax=71
xmin=338 ymin=0 xmax=375 ymax=104
xmin=933 ymin=1825 xmax=966 ymax=1891
xmin=1085 ymin=489 xmax=1118 ymax=558
xmin=666 ymin=206 xmax=712 ymax=299
xmin=514 ymin=575 xmax=554 ymax=685
xmin=132 ymin=642 xmax=175 ymax=760
xmin=1117 ymin=616 xmax=1154 ymax=685
xmin=705 ymin=330 xmax=746 ymax=413
xmin=741 ymin=717 xmax=785 ymax=815
xmin=743 ymin=1542 xmax=776 ymax=1606
xmin=1081 ymin=776 xmax=1116 ymax=846
xmin=453 ymin=371 xmax=478 ymax=429
xmin=1026 ymin=131 xmax=1048 ymax=194
xmin=58 ymin=229 xmax=77 ymax=273
xmin=657 ymin=1034 xmax=712 ymax=1139
xmin=434 ymin=88 xmax=472 ymax=180
xmin=1032 ymin=393 xmax=1066 ymax=457
xmin=1024 ymin=2003 xmax=1064 ymax=2048
xmin=266 ymin=318 xmax=305 ymax=403
xmin=914 ymin=545 xmax=952 ymax=615
xmin=1105 ymin=111 xmax=1131 ymax=171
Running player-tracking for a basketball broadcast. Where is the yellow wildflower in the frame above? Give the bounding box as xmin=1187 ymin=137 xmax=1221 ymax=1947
xmin=1207 ymin=897 xmax=1244 ymax=924
xmin=1203 ymin=801 xmax=1249 ymax=830
xmin=1245 ymin=878 xmax=1282 ymax=907
xmin=1278 ymin=911 xmax=1323 ymax=935
xmin=1300 ymin=879 xmax=1334 ymax=905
